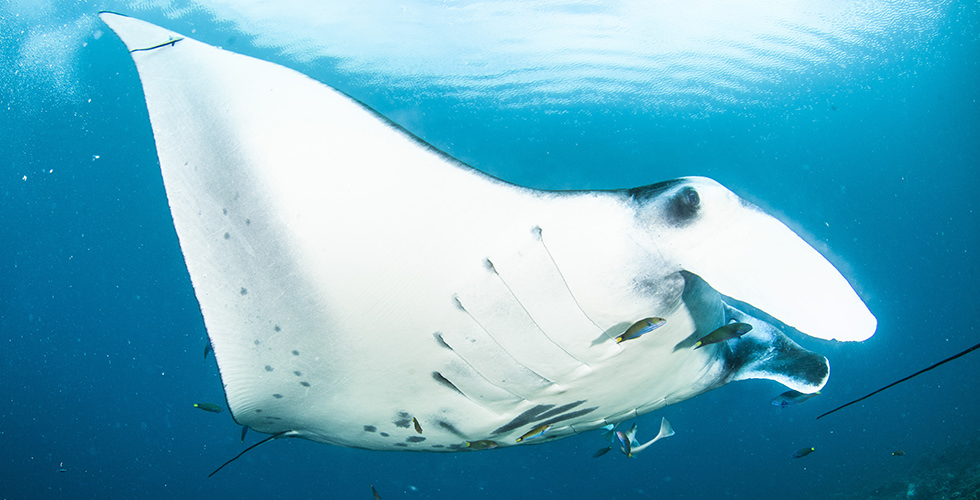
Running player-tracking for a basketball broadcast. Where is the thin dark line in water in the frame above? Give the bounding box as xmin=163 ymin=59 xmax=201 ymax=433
xmin=817 ymin=340 xmax=980 ymax=420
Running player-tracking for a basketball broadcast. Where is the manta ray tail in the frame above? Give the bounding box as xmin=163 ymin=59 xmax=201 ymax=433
xmin=208 ymin=431 xmax=294 ymax=477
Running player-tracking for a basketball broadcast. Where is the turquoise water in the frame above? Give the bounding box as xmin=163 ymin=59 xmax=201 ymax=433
xmin=2 ymin=1 xmax=978 ymax=498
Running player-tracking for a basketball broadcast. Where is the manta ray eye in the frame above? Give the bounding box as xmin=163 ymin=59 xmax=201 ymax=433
xmin=684 ymin=187 xmax=700 ymax=208
xmin=669 ymin=186 xmax=700 ymax=222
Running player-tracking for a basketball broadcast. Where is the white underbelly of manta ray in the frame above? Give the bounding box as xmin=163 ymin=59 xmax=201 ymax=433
xmin=100 ymin=13 xmax=877 ymax=453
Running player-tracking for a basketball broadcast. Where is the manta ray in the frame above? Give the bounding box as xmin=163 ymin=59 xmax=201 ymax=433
xmin=99 ymin=13 xmax=876 ymax=458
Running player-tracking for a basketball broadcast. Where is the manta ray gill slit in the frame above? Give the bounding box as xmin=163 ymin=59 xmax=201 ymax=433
xmin=430 ymin=330 xmax=527 ymax=400
xmin=531 ymin=225 xmax=607 ymax=335
xmin=451 ymin=294 xmax=559 ymax=387
xmin=483 ymin=256 xmax=592 ymax=368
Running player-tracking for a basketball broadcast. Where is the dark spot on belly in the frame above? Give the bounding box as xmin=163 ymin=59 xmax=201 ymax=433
xmin=363 ymin=425 xmax=377 ymax=432
xmin=394 ymin=443 xmax=408 ymax=447
xmin=255 ymin=409 xmax=263 ymax=413
xmin=264 ymin=416 xmax=282 ymax=421
xmin=406 ymin=436 xmax=426 ymax=443
xmin=254 ymin=339 xmax=261 ymax=345
xmin=223 ymin=232 xmax=230 ymax=240
xmin=431 ymin=444 xmax=445 ymax=448
xmin=293 ymin=370 xmax=302 ymax=376
xmin=240 ymin=287 xmax=248 ymax=295
xmin=393 ymin=418 xmax=411 ymax=429
xmin=398 ymin=411 xmax=410 ymax=418
xmin=299 ymin=381 xmax=311 ymax=387
xmin=291 ymin=350 xmax=300 ymax=356
xmin=222 ymin=208 xmax=228 ymax=215
xmin=265 ymin=365 xmax=274 ymax=372
xmin=274 ymin=325 xmax=281 ymax=332
xmin=272 ymin=394 xmax=283 ymax=399
xmin=380 ymin=432 xmax=389 ymax=437
xmin=245 ymin=219 xmax=251 ymax=225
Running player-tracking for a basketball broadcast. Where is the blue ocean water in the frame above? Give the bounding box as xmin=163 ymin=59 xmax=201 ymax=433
xmin=2 ymin=1 xmax=978 ymax=499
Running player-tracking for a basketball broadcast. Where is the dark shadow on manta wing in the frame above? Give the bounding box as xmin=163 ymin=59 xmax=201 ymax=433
xmin=671 ymin=271 xmax=725 ymax=352
xmin=591 ymin=322 xmax=631 ymax=346
xmin=714 ymin=291 xmax=810 ymax=342
xmin=670 ymin=270 xmax=817 ymax=351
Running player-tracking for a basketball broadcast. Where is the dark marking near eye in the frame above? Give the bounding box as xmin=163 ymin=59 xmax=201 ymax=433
xmin=223 ymin=232 xmax=231 ymax=240
xmin=433 ymin=332 xmax=452 ymax=350
xmin=299 ymin=381 xmax=311 ymax=387
xmin=380 ymin=432 xmax=390 ymax=437
xmin=272 ymin=394 xmax=283 ymax=399
xmin=291 ymin=350 xmax=300 ymax=356
xmin=265 ymin=365 xmax=274 ymax=372
xmin=538 ymin=407 xmax=599 ymax=428
xmin=492 ymin=404 xmax=555 ymax=435
xmin=240 ymin=287 xmax=248 ymax=295
xmin=393 ymin=419 xmax=411 ymax=429
xmin=626 ymin=179 xmax=684 ymax=202
xmin=432 ymin=372 xmax=465 ymax=396
xmin=534 ymin=400 xmax=586 ymax=421
xmin=668 ymin=186 xmax=701 ymax=223
xmin=363 ymin=425 xmax=377 ymax=432
xmin=437 ymin=420 xmax=467 ymax=439
xmin=293 ymin=371 xmax=302 ymax=376
xmin=274 ymin=325 xmax=281 ymax=332
xmin=394 ymin=443 xmax=408 ymax=447
xmin=406 ymin=436 xmax=426 ymax=443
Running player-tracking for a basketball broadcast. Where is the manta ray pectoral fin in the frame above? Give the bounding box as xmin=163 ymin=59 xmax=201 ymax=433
xmin=668 ymin=179 xmax=876 ymax=343
xmin=720 ymin=305 xmax=830 ymax=394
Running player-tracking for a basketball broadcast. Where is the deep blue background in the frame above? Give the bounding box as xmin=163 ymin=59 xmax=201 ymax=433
xmin=2 ymin=2 xmax=978 ymax=498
